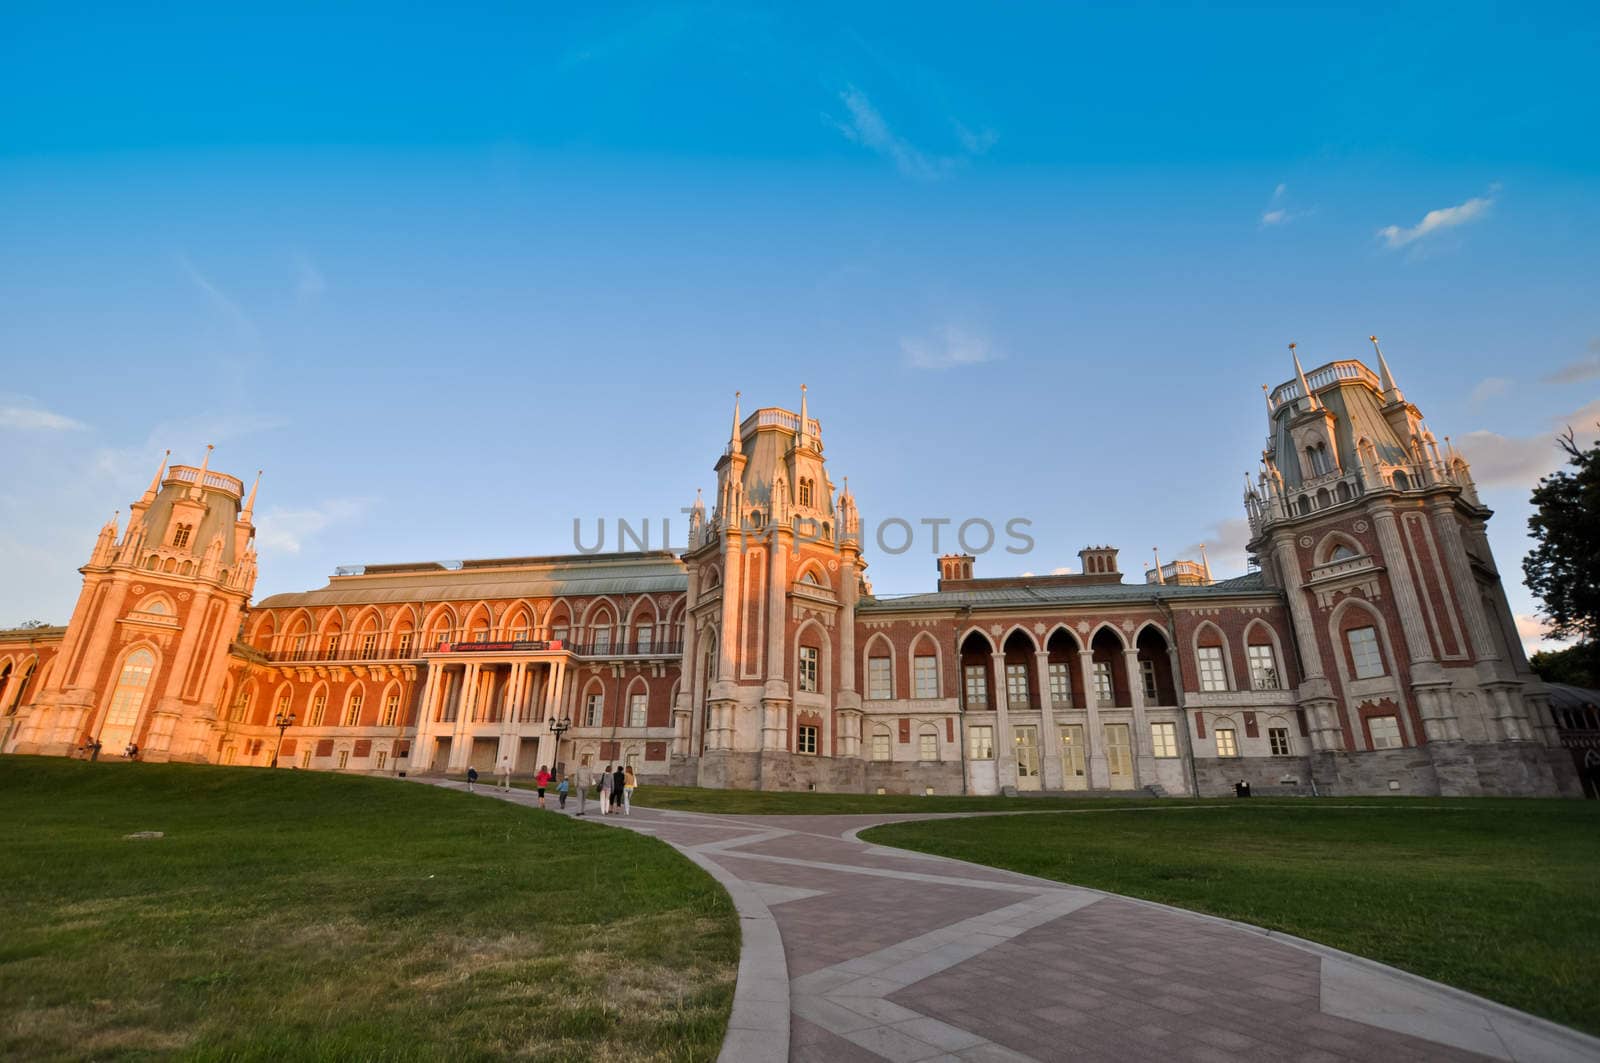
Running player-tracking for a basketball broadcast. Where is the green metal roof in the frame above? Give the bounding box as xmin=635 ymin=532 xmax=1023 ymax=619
xmin=858 ymin=572 xmax=1272 ymax=613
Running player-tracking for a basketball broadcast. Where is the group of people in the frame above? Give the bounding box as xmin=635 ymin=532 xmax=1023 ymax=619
xmin=462 ymin=758 xmax=637 ymax=815
xmin=74 ymin=738 xmax=138 ymax=761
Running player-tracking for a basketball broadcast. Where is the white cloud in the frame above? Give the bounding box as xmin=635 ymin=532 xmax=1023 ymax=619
xmin=1468 ymin=377 xmax=1512 ymax=406
xmin=293 ymin=254 xmax=327 ymax=301
xmin=1456 ymin=398 xmax=1600 ymax=489
xmin=255 ymin=498 xmax=371 ymax=554
xmin=1542 ymin=340 xmax=1600 ymax=385
xmin=179 ymin=254 xmax=257 ymax=338
xmin=1181 ymin=517 xmax=1254 ymax=578
xmin=1260 ymin=183 xmax=1296 ymax=227
xmin=1514 ymin=613 xmax=1573 ymax=657
xmin=1050 ymin=566 xmax=1075 ymax=575
xmin=953 ymin=120 xmax=998 ymax=156
xmin=829 ymin=86 xmax=993 ymax=181
xmin=1377 ymin=193 xmax=1495 ymax=249
xmin=0 ymin=405 xmax=87 ymax=431
xmin=900 ymin=326 xmax=1000 ymax=371
xmin=1261 ymin=209 xmax=1288 ymax=226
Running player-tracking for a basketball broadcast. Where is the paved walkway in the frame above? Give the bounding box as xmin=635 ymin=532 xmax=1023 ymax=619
xmin=432 ymin=782 xmax=1600 ymax=1063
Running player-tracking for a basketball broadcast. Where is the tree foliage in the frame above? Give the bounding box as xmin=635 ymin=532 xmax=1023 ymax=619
xmin=1529 ymin=643 xmax=1600 ymax=690
xmin=1523 ymin=426 xmax=1600 ymax=679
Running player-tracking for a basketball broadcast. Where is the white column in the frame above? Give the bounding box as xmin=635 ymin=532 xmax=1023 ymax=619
xmin=1034 ymin=650 xmax=1060 ymax=788
xmin=1079 ymin=650 xmax=1108 ymax=787
xmin=1124 ymin=649 xmax=1156 ymax=784
xmin=990 ymin=651 xmax=1015 ymax=789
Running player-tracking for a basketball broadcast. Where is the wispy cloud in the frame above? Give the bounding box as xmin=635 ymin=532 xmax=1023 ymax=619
xmin=179 ymin=254 xmax=258 ymax=338
xmin=1259 ymin=183 xmax=1308 ymax=227
xmin=828 ymin=85 xmax=993 ymax=181
xmin=255 ymin=497 xmax=371 ymax=554
xmin=1542 ymin=339 xmax=1600 ymax=385
xmin=1468 ymin=377 xmax=1512 ymax=407
xmin=1181 ymin=517 xmax=1253 ymax=577
xmin=0 ymin=404 xmax=86 ymax=432
xmin=293 ymin=254 xmax=327 ymax=302
xmin=1377 ymin=191 xmax=1496 ymax=249
xmin=1456 ymin=398 xmax=1600 ymax=488
xmin=900 ymin=325 xmax=1000 ymax=370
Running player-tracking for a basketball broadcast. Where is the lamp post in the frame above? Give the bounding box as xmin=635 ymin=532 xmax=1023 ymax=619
xmin=547 ymin=714 xmax=571 ymax=776
xmin=271 ymin=710 xmax=296 ymax=768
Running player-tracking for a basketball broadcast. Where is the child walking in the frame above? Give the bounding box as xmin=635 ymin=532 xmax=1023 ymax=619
xmin=556 ymin=773 xmax=570 ymax=809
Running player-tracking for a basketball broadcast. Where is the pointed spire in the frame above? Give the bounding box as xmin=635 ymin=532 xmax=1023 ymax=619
xmin=1152 ymin=547 xmax=1166 ymax=584
xmin=141 ymin=449 xmax=171 ymax=502
xmin=1371 ymin=334 xmax=1404 ymax=403
xmin=241 ymin=470 xmax=261 ymax=522
xmin=189 ymin=444 xmax=214 ymax=500
xmin=1262 ymin=383 xmax=1274 ymax=417
xmin=692 ymin=486 xmax=705 ymax=511
xmin=798 ymin=384 xmax=810 ymax=449
xmin=1290 ymin=343 xmax=1320 ymax=411
xmin=1200 ymin=543 xmax=1213 ymax=583
xmin=729 ymin=392 xmax=742 ymax=456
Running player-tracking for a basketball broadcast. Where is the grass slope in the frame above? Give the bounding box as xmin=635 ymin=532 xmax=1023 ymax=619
xmin=862 ymin=801 xmax=1600 ymax=1034
xmin=0 ymin=756 xmax=737 ymax=1061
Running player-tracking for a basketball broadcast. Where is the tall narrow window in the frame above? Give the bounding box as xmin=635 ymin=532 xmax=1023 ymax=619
xmin=309 ymin=693 xmax=327 ymax=726
xmin=382 ymin=694 xmax=400 ymax=727
xmin=360 ymin=633 xmax=378 ymax=660
xmin=1140 ymin=659 xmax=1159 ymax=701
xmin=798 ymin=646 xmax=819 ymax=693
xmin=99 ymin=649 xmax=155 ymax=752
xmin=375 ymin=750 xmax=388 ymax=770
xmin=1005 ymin=663 xmax=1029 ymax=709
xmin=798 ymin=478 xmax=814 ymax=508
xmin=585 ymin=692 xmax=604 ymax=727
xmin=798 ymin=725 xmax=819 ymax=755
xmin=629 ymin=692 xmax=647 ymax=728
xmin=871 ymin=732 xmax=890 ymax=761
xmin=867 ymin=657 xmax=892 ymax=700
xmin=396 ymin=631 xmax=414 ymax=658
xmin=327 ymin=633 xmax=341 ymax=658
xmin=171 ymin=524 xmax=192 ymax=548
xmin=344 ymin=694 xmax=363 ymax=727
xmin=293 ymin=634 xmax=308 ymax=661
xmin=276 ymin=693 xmax=291 ymax=718
xmin=1092 ymin=661 xmax=1114 ymax=703
xmin=338 ymin=750 xmax=349 ymax=769
xmin=551 ymin=624 xmax=569 ymax=645
xmin=1215 ymin=728 xmax=1238 ymax=757
xmin=964 ymin=664 xmax=988 ymax=708
xmin=592 ymin=626 xmax=611 ymax=654
xmin=918 ymin=732 xmax=938 ymax=761
xmin=1197 ymin=647 xmax=1228 ymax=691
xmin=1150 ymin=722 xmax=1178 ymax=758
xmin=1269 ymin=727 xmax=1291 ymax=755
xmin=913 ymin=655 xmax=938 ymax=699
xmin=232 ymin=689 xmax=252 ymax=723
xmin=1247 ymin=644 xmax=1279 ymax=689
xmin=636 ymin=624 xmax=653 ymax=654
xmin=1347 ymin=627 xmax=1384 ymax=679
xmin=1047 ymin=662 xmax=1072 ymax=708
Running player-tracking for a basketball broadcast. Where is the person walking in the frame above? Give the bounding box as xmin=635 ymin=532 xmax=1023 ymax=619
xmin=612 ymin=763 xmax=626 ymax=816
xmin=623 ymin=764 xmax=637 ymax=815
xmin=466 ymin=766 xmax=478 ymax=791
xmin=575 ymin=769 xmax=588 ymax=816
xmin=556 ymin=772 xmax=569 ymax=810
xmin=499 ymin=755 xmax=513 ymax=792
xmin=535 ymin=765 xmax=552 ymax=808
xmin=596 ymin=765 xmax=611 ymax=814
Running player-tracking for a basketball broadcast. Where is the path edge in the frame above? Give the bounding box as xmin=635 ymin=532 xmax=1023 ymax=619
xmin=846 ymin=817 xmax=1600 ymax=1061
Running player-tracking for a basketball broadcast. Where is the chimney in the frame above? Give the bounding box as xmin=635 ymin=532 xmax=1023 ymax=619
xmin=938 ymin=554 xmax=975 ymax=588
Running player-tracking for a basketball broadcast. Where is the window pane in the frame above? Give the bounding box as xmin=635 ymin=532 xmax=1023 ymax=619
xmin=1269 ymin=727 xmax=1290 ymax=755
xmin=964 ymin=665 xmax=987 ymax=707
xmin=1047 ymin=662 xmax=1071 ymax=707
xmin=914 ymin=656 xmax=938 ymax=699
xmin=1105 ymin=724 xmax=1132 ymax=776
xmin=1150 ymin=722 xmax=1177 ymax=758
xmin=629 ymin=693 xmax=647 ymax=727
xmin=799 ymin=646 xmax=819 ymax=692
xmin=1369 ymin=715 xmax=1402 ymax=749
xmin=871 ymin=732 xmax=890 ymax=761
xmin=919 ymin=733 xmax=937 ymax=761
xmin=1140 ymin=659 xmax=1159 ymax=701
xmin=1093 ymin=661 xmax=1114 ymax=703
xmin=798 ymin=725 xmax=818 ymax=755
xmin=1059 ymin=725 xmax=1086 ymax=776
xmin=1248 ymin=644 xmax=1279 ymax=689
xmin=868 ymin=657 xmax=892 ymax=700
xmin=1215 ymin=728 xmax=1237 ymax=757
xmin=1005 ymin=663 xmax=1029 ymax=708
xmin=1197 ymin=647 xmax=1228 ymax=692
xmin=968 ymin=725 xmax=994 ymax=760
xmin=1347 ymin=627 xmax=1384 ymax=679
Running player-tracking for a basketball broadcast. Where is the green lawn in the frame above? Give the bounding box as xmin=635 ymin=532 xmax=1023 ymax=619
xmin=0 ymin=756 xmax=737 ymax=1061
xmin=862 ymin=801 xmax=1600 ymax=1035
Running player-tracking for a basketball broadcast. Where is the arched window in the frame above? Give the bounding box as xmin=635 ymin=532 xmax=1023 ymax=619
xmin=99 ymin=650 xmax=155 ymax=751
xmin=798 ymin=478 xmax=814 ymax=508
xmin=1330 ymin=543 xmax=1357 ymax=562
xmin=172 ymin=523 xmax=193 ymax=548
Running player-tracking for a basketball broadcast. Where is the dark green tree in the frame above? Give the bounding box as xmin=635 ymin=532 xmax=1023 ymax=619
xmin=1523 ymin=426 xmax=1600 ymax=688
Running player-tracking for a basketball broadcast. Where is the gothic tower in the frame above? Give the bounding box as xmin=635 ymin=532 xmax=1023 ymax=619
xmin=1244 ymin=341 xmax=1568 ymax=795
xmin=678 ymin=388 xmax=868 ymax=788
xmin=9 ymin=448 xmax=259 ymax=760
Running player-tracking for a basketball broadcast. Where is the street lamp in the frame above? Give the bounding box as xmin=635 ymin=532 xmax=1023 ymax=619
xmin=271 ymin=710 xmax=296 ymax=768
xmin=547 ymin=714 xmax=571 ymax=776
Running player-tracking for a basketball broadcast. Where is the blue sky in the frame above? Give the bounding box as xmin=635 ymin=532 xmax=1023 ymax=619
xmin=2 ymin=3 xmax=1597 ymax=651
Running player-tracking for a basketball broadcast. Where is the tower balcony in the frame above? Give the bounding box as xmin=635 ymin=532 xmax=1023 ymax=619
xmin=164 ymin=464 xmax=244 ymax=499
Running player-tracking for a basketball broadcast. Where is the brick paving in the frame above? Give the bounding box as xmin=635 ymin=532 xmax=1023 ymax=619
xmin=432 ymin=783 xmax=1600 ymax=1063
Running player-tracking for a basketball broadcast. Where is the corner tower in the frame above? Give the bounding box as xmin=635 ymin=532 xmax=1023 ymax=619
xmin=678 ymin=388 xmax=868 ymax=788
xmin=1243 ymin=340 xmax=1570 ymax=795
xmin=10 ymin=448 xmax=260 ymax=760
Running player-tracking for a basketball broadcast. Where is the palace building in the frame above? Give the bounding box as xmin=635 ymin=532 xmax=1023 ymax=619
xmin=0 ymin=345 xmax=1582 ymax=797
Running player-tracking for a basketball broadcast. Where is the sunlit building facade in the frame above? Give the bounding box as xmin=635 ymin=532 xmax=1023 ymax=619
xmin=0 ymin=348 xmax=1580 ymax=796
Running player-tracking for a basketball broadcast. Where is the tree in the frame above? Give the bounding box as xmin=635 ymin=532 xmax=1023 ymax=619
xmin=1523 ymin=425 xmax=1600 ymax=688
xmin=17 ymin=619 xmax=49 ymax=630
xmin=1530 ymin=644 xmax=1599 ymax=689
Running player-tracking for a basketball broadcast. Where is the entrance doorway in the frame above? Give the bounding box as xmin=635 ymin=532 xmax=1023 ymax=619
xmin=1059 ymin=724 xmax=1087 ymax=790
xmin=1014 ymin=725 xmax=1041 ymax=791
xmin=1105 ymin=723 xmax=1134 ymax=789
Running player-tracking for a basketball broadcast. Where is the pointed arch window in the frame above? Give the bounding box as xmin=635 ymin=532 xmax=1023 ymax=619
xmin=100 ymin=650 xmax=155 ymax=750
xmin=171 ymin=524 xmax=193 ymax=549
xmin=1329 ymin=544 xmax=1357 ymax=562
xmin=798 ymin=478 xmax=814 ymax=508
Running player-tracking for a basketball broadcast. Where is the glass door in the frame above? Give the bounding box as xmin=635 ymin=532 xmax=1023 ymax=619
xmin=1059 ymin=724 xmax=1087 ymax=790
xmin=1014 ymin=725 xmax=1041 ymax=791
xmin=1105 ymin=723 xmax=1134 ymax=789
